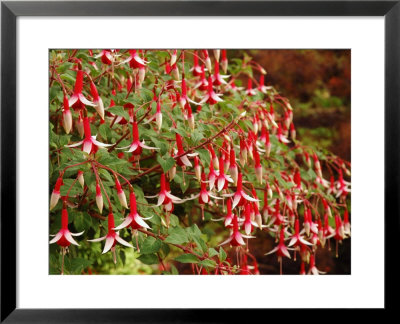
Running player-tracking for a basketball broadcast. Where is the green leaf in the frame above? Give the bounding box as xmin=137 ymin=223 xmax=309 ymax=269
xmin=219 ymin=248 xmax=227 ymax=262
xmin=157 ymin=155 xmax=175 ymax=172
xmin=199 ymin=259 xmax=216 ymax=269
xmin=107 ymin=106 xmax=130 ymax=121
xmin=140 ymin=88 xmax=154 ymax=102
xmin=137 ymin=253 xmax=159 ymax=265
xmin=164 ymin=227 xmax=189 ymax=244
xmin=140 ymin=236 xmax=162 ymax=254
xmin=208 ymin=248 xmax=218 ymax=258
xmin=174 ymin=253 xmax=199 ymax=264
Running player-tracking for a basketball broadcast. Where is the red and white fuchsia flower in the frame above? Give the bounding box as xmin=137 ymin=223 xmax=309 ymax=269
xmin=62 ymin=95 xmax=72 ymax=134
xmin=118 ymin=121 xmax=158 ymax=155
xmin=68 ymin=69 xmax=95 ymax=109
xmin=65 ymin=116 xmax=111 ymax=154
xmin=199 ymin=76 xmax=224 ymax=105
xmin=224 ymin=173 xmax=259 ymax=209
xmin=50 ymin=206 xmax=84 ymax=247
xmin=114 ymin=191 xmax=151 ymax=231
xmin=88 ymin=211 xmax=133 ymax=263
xmin=50 ymin=176 xmax=63 ymax=210
xmin=89 ymin=80 xmax=105 ymax=120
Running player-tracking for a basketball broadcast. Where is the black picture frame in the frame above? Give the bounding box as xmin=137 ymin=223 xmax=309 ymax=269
xmin=1 ymin=0 xmax=398 ymax=322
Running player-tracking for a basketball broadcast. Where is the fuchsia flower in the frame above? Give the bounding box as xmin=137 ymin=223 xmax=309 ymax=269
xmin=226 ymin=78 xmax=244 ymax=92
xmin=302 ymin=208 xmax=318 ymax=237
xmin=62 ymin=95 xmax=72 ymax=134
xmin=336 ymin=169 xmax=351 ymax=198
xmin=170 ymin=49 xmax=178 ymax=66
xmin=229 ymin=148 xmax=238 ymax=185
xmin=50 ymin=207 xmax=84 ymax=247
xmin=65 ymin=116 xmax=112 ymax=154
xmin=221 ymin=49 xmax=228 ymax=73
xmin=145 ymin=100 xmax=163 ymax=131
xmin=208 ymin=144 xmax=219 ymax=170
xmin=343 ymin=209 xmax=351 ymax=236
xmin=208 ymin=162 xmax=219 ymax=191
xmin=308 ymin=254 xmax=326 ymax=275
xmin=243 ymin=203 xmax=258 ymax=235
xmin=118 ymin=121 xmax=158 ymax=155
xmin=88 ymin=211 xmax=133 ymax=262
xmin=257 ymin=74 xmax=272 ymax=94
xmin=224 ymin=173 xmax=259 ymax=209
xmin=260 ymin=125 xmax=271 ymax=157
xmin=50 ymin=176 xmax=63 ymax=210
xmin=212 ymin=62 xmax=229 ymax=86
xmin=288 ymin=218 xmax=312 ymax=248
xmin=245 ymin=79 xmax=256 ymax=96
xmin=253 ymin=146 xmax=263 ymax=184
xmin=265 ymin=227 xmax=291 ymax=259
xmin=196 ymin=173 xmax=222 ymax=219
xmin=95 ymin=49 xmax=113 ymax=65
xmin=125 ymin=49 xmax=148 ymax=69
xmin=201 ymin=50 xmax=212 ymax=71
xmin=68 ymin=70 xmax=95 ymax=109
xmin=114 ymin=191 xmax=151 ymax=231
xmin=147 ymin=173 xmax=182 ymax=208
xmin=216 ymin=156 xmax=233 ymax=192
xmin=191 ymin=51 xmax=202 ymax=76
xmin=174 ymin=133 xmax=195 ymax=167
xmin=219 ymin=214 xmax=252 ymax=247
xmin=115 ymin=177 xmax=128 ymax=209
xmin=224 ymin=198 xmax=235 ymax=227
xmin=179 ymin=78 xmax=200 ymax=108
xmin=194 ymin=65 xmax=208 ymax=91
xmin=199 ymin=76 xmax=224 ymax=105
xmin=277 ymin=123 xmax=290 ymax=144
xmin=95 ymin=181 xmax=103 ymax=213
xmin=89 ymin=80 xmax=105 ymax=119
xmin=194 ymin=156 xmax=202 ymax=181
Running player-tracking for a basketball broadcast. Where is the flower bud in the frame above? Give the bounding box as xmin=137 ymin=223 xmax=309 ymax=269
xmin=77 ymin=171 xmax=84 ymax=188
xmin=96 ymin=182 xmax=103 ymax=214
xmin=50 ymin=176 xmax=63 ymax=210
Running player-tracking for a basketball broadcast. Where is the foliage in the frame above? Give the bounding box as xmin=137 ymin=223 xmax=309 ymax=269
xmin=49 ymin=49 xmax=351 ymax=275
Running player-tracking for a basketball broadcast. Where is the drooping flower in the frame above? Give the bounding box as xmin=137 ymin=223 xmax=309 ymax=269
xmin=114 ymin=191 xmax=151 ymax=231
xmin=50 ymin=176 xmax=63 ymax=211
xmin=308 ymin=254 xmax=326 ymax=275
xmin=253 ymin=146 xmax=263 ymax=184
xmin=65 ymin=116 xmax=112 ymax=154
xmin=88 ymin=211 xmax=133 ymax=263
xmin=212 ymin=62 xmax=229 ymax=86
xmin=174 ymin=133 xmax=193 ymax=167
xmin=118 ymin=121 xmax=158 ymax=155
xmin=265 ymin=227 xmax=291 ymax=259
xmin=221 ymin=49 xmax=228 ymax=73
xmin=50 ymin=207 xmax=84 ymax=247
xmin=224 ymin=173 xmax=259 ymax=209
xmin=89 ymin=80 xmax=105 ymax=119
xmin=199 ymin=76 xmax=224 ymax=105
xmin=115 ymin=177 xmax=128 ymax=209
xmin=95 ymin=181 xmax=103 ymax=214
xmin=62 ymin=95 xmax=72 ymax=134
xmin=68 ymin=69 xmax=95 ymax=109
xmin=146 ymin=173 xmax=182 ymax=207
xmin=94 ymin=49 xmax=113 ymax=65
xmin=191 ymin=51 xmax=202 ymax=76
xmin=257 ymin=74 xmax=272 ymax=94
xmin=288 ymin=218 xmax=312 ymax=248
xmin=216 ymin=156 xmax=233 ymax=192
xmin=245 ymin=78 xmax=256 ymax=96
xmin=219 ymin=214 xmax=248 ymax=247
xmin=201 ymin=50 xmax=212 ymax=71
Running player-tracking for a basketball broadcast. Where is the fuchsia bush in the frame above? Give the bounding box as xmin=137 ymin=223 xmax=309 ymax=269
xmin=49 ymin=49 xmax=351 ymax=275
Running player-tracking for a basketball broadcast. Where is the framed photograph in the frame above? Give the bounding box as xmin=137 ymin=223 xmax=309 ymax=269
xmin=1 ymin=0 xmax=397 ymax=321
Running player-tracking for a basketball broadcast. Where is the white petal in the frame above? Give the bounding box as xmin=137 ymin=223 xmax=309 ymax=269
xmin=242 ymin=193 xmax=260 ymax=202
xmin=126 ymin=142 xmax=139 ymax=153
xmin=79 ymin=94 xmax=95 ymax=107
xmin=102 ymin=236 xmax=115 ymax=254
xmin=88 ymin=235 xmax=107 ymax=242
xmin=232 ymin=194 xmax=241 ymax=209
xmin=218 ymin=236 xmax=233 ymax=246
xmin=115 ymin=235 xmax=134 ymax=248
xmin=165 ymin=192 xmax=182 ymax=201
xmin=92 ymin=137 xmax=112 ymax=147
xmin=180 ymin=155 xmax=192 ymax=167
xmin=71 ymin=231 xmax=85 ymax=236
xmin=65 ymin=231 xmax=80 ymax=246
xmin=217 ymin=177 xmax=225 ymax=192
xmin=134 ymin=215 xmax=151 ymax=229
xmin=68 ymin=95 xmax=78 ymax=107
xmin=113 ymin=216 xmax=133 ymax=230
xmin=49 ymin=232 xmax=62 ymax=244
xmin=264 ymin=247 xmax=278 ymax=256
xmin=157 ymin=193 xmax=166 ymax=206
xmin=140 ymin=141 xmax=159 ymax=150
xmin=201 ymin=192 xmax=209 ymax=204
xmin=65 ymin=141 xmax=84 ymax=148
